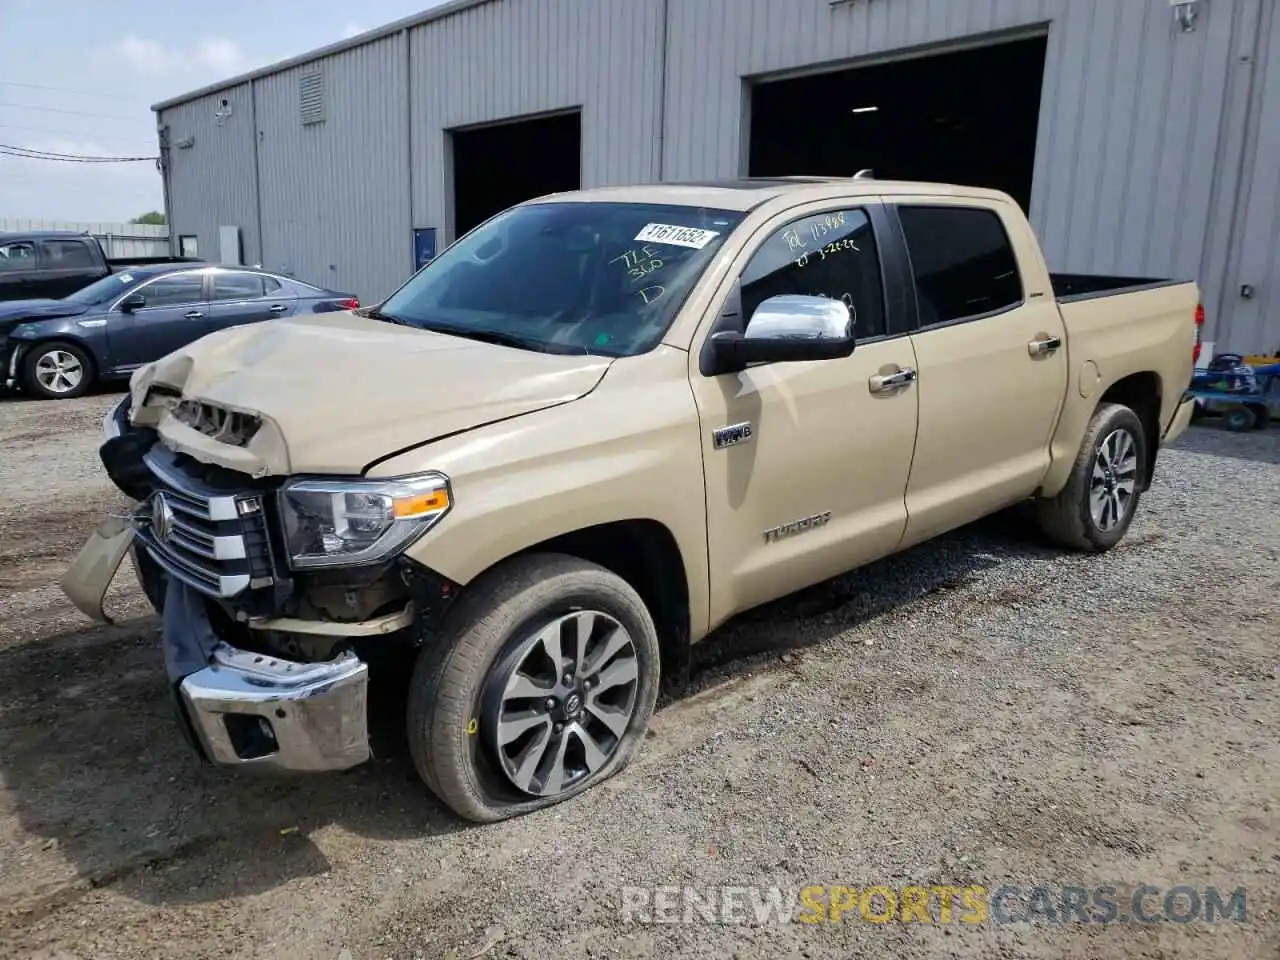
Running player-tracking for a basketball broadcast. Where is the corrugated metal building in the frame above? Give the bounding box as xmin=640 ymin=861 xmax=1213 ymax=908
xmin=153 ymin=0 xmax=1280 ymax=355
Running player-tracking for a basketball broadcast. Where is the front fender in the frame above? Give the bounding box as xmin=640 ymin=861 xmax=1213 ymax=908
xmin=366 ymin=346 xmax=713 ymax=639
xmin=9 ymin=316 xmax=111 ymax=370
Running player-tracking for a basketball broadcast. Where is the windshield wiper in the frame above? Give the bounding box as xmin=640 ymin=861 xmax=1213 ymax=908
xmin=360 ymin=305 xmax=416 ymax=327
xmin=419 ymin=324 xmax=548 ymax=353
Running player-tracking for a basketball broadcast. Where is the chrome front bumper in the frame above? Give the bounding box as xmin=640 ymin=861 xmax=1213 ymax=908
xmin=180 ymin=642 xmax=371 ymax=773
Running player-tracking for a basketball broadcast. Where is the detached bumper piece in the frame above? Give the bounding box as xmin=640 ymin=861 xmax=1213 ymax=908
xmin=180 ymin=642 xmax=370 ymax=772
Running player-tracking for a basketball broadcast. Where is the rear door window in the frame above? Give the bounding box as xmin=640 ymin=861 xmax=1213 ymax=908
xmin=212 ymin=272 xmax=267 ymax=301
xmin=898 ymin=206 xmax=1023 ymax=326
xmin=40 ymin=239 xmax=97 ymax=269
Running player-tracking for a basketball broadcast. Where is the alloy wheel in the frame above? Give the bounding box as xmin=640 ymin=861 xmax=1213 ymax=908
xmin=488 ymin=609 xmax=640 ymax=797
xmin=34 ymin=350 xmax=84 ymax=394
xmin=1090 ymin=427 xmax=1138 ymax=532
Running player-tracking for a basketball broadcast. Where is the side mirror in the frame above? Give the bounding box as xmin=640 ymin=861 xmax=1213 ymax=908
xmin=710 ymin=294 xmax=854 ymax=373
xmin=119 ymin=293 xmax=146 ymax=313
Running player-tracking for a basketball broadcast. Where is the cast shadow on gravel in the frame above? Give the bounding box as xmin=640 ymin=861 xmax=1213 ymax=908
xmin=0 ymin=507 xmax=1055 ymax=909
xmin=686 ymin=505 xmax=1058 ymax=682
xmin=0 ymin=618 xmax=469 ymax=910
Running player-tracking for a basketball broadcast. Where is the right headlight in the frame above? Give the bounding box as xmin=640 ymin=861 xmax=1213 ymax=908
xmin=279 ymin=472 xmax=452 ymax=569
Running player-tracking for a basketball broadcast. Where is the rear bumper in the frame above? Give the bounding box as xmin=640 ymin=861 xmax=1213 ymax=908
xmin=179 ymin=642 xmax=370 ymax=773
xmin=1163 ymin=392 xmax=1197 ymax=446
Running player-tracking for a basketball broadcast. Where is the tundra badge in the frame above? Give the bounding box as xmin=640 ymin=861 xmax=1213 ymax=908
xmin=713 ymin=422 xmax=754 ymax=449
xmin=764 ymin=511 xmax=832 ymax=543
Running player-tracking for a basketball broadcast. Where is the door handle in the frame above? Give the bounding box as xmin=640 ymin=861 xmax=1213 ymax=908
xmin=1028 ymin=335 xmax=1063 ymax=357
xmin=269 ymin=304 xmax=288 ymax=313
xmin=184 ymin=310 xmax=204 ymax=319
xmin=868 ymin=367 xmax=917 ymax=394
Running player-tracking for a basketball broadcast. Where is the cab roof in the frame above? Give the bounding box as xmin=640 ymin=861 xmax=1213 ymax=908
xmin=529 ymin=177 xmax=1015 ymax=212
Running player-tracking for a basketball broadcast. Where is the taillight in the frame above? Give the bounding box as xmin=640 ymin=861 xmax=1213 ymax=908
xmin=337 ymin=297 xmax=359 ymax=310
xmin=1192 ymin=303 xmax=1205 ymax=363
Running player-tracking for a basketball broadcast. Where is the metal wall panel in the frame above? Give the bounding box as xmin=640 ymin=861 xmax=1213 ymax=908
xmin=253 ymin=35 xmax=410 ymax=303
xmin=661 ymin=0 xmax=1053 ymax=185
xmin=663 ymin=0 xmax=1272 ymax=349
xmin=1217 ymin=0 xmax=1280 ymax=354
xmin=157 ymin=0 xmax=1277 ymax=351
xmin=408 ymin=0 xmax=665 ymax=242
xmin=160 ymin=86 xmax=260 ymax=266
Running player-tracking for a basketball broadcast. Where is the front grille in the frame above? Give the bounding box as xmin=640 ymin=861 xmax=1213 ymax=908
xmin=134 ymin=445 xmax=276 ymax=599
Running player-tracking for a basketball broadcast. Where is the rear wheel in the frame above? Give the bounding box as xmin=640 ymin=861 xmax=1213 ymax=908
xmin=406 ymin=553 xmax=660 ymax=823
xmin=1037 ymin=402 xmax=1146 ymax=552
xmin=20 ymin=341 xmax=95 ymax=400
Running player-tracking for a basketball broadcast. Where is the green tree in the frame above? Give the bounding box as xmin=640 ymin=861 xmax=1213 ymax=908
xmin=130 ymin=211 xmax=166 ymax=225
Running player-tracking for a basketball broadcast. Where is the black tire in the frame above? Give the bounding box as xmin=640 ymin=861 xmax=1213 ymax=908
xmin=1248 ymin=404 xmax=1269 ymax=430
xmin=406 ymin=553 xmax=661 ymax=823
xmin=1037 ymin=402 xmax=1147 ymax=552
xmin=1223 ymin=405 xmax=1256 ymax=432
xmin=19 ymin=340 xmax=95 ymax=400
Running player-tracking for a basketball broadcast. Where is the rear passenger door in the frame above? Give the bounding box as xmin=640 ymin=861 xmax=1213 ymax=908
xmin=36 ymin=238 xmax=102 ymax=298
xmin=895 ymin=199 xmax=1068 ymax=548
xmin=208 ymin=271 xmax=294 ymax=331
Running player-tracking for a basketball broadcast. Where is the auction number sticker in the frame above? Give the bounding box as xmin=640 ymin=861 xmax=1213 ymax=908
xmin=634 ymin=223 xmax=720 ymax=249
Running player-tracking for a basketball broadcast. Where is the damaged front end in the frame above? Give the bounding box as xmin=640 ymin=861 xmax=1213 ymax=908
xmin=65 ymin=391 xmax=459 ymax=774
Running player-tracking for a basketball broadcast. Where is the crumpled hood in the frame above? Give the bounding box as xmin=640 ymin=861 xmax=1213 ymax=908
xmin=133 ymin=311 xmax=613 ymax=476
xmin=0 ymin=298 xmax=91 ymax=330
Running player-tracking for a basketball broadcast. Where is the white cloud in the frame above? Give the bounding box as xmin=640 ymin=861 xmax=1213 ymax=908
xmin=110 ymin=33 xmax=248 ymax=78
xmin=114 ymin=34 xmax=180 ymax=74
xmin=194 ymin=37 xmax=247 ymax=73
xmin=341 ymin=23 xmax=367 ymax=39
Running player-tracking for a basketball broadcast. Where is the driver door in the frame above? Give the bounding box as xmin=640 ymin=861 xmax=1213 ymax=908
xmin=687 ymin=201 xmax=920 ymax=629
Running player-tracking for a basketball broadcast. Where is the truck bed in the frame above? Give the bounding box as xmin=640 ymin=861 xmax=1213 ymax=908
xmin=1050 ymin=273 xmax=1190 ymax=303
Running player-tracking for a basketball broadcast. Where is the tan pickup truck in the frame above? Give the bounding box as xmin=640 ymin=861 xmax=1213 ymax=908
xmin=63 ymin=177 xmax=1202 ymax=823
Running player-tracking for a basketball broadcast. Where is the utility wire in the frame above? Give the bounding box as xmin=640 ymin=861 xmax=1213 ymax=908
xmin=0 ymin=101 xmax=150 ymax=123
xmin=0 ymin=143 xmax=158 ymax=162
xmin=0 ymin=80 xmax=123 ymax=100
xmin=0 ymin=121 xmax=156 ymax=146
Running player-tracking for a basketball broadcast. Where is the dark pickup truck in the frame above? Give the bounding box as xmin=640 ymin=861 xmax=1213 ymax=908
xmin=0 ymin=230 xmax=198 ymax=302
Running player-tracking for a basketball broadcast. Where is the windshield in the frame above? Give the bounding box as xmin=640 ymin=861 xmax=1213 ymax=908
xmin=377 ymin=201 xmax=745 ymax=356
xmin=63 ymin=271 xmax=144 ymax=306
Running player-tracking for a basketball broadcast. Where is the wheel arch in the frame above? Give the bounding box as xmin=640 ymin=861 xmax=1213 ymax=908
xmin=15 ymin=335 xmax=100 ymax=391
xmin=1098 ymin=371 xmax=1163 ymax=491
xmin=483 ymin=519 xmax=694 ymax=692
xmin=1041 ymin=368 xmax=1164 ymax=497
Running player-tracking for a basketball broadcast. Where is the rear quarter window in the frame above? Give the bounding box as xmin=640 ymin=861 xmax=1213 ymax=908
xmin=898 ymin=206 xmax=1023 ymax=325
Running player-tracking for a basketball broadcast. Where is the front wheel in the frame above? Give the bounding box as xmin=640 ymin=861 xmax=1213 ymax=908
xmin=20 ymin=340 xmax=95 ymax=400
xmin=1037 ymin=402 xmax=1147 ymax=552
xmin=406 ymin=553 xmax=661 ymax=823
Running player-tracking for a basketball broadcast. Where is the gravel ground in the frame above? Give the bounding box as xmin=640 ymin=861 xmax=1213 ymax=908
xmin=0 ymin=391 xmax=1276 ymax=960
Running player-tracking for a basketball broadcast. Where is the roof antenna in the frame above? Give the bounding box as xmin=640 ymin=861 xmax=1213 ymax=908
xmin=853 ymin=169 xmax=875 ymax=180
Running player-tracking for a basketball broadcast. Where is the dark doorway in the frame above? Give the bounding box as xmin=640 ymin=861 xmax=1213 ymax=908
xmin=749 ymin=36 xmax=1048 ymax=212
xmin=450 ymin=110 xmax=581 ymax=237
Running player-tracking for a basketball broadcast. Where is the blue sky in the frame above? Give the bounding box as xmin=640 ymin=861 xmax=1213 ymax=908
xmin=0 ymin=0 xmax=446 ymax=222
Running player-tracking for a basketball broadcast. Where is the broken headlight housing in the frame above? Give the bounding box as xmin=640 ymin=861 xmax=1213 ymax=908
xmin=279 ymin=472 xmax=452 ymax=569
